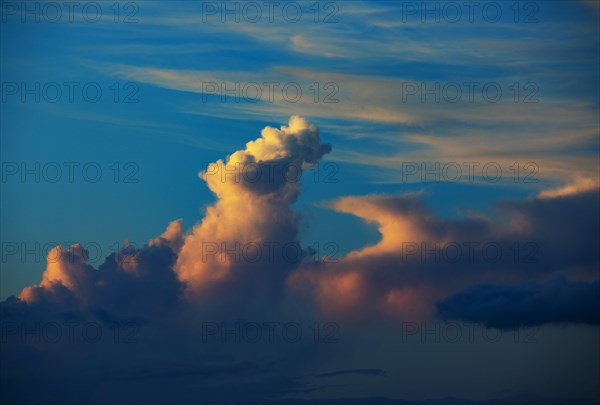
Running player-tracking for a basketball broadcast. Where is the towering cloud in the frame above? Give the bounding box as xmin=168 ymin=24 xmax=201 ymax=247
xmin=175 ymin=116 xmax=331 ymax=308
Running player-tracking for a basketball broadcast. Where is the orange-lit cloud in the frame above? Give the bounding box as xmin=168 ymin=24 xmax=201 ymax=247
xmin=149 ymin=218 xmax=184 ymax=253
xmin=539 ymin=177 xmax=599 ymax=199
xmin=19 ymin=244 xmax=92 ymax=304
xmin=289 ymin=190 xmax=600 ymax=322
xmin=175 ymin=116 xmax=331 ymax=303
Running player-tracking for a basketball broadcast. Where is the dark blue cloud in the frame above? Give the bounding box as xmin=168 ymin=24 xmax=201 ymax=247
xmin=315 ymin=368 xmax=387 ymax=378
xmin=437 ymin=274 xmax=600 ymax=329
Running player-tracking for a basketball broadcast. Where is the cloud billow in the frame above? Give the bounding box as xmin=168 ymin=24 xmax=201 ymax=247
xmin=1 ymin=116 xmax=599 ymax=404
xmin=176 ymin=116 xmax=331 ymax=311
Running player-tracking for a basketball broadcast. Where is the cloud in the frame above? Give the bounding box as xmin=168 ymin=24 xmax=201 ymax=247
xmin=97 ymin=62 xmax=598 ymax=194
xmin=539 ymin=177 xmax=600 ymax=199
xmin=1 ymin=117 xmax=598 ymax=404
xmin=437 ymin=274 xmax=600 ymax=329
xmin=175 ymin=116 xmax=330 ymax=309
xmin=149 ymin=218 xmax=184 ymax=254
xmin=14 ymin=116 xmax=333 ymax=317
xmin=18 ymin=229 xmax=183 ymax=319
xmin=288 ymin=189 xmax=600 ymax=322
xmin=5 ymin=118 xmax=598 ymax=327
xmin=315 ymin=368 xmax=387 ymax=378
xmin=19 ymin=244 xmax=94 ymax=304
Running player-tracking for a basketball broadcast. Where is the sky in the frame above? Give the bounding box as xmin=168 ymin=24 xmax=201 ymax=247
xmin=1 ymin=1 xmax=599 ymax=404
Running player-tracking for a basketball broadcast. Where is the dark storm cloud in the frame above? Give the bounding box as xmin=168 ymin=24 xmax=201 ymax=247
xmin=437 ymin=274 xmax=600 ymax=329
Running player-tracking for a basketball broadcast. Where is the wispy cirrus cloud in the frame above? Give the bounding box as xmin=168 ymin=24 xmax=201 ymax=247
xmin=91 ymin=61 xmax=599 ymax=193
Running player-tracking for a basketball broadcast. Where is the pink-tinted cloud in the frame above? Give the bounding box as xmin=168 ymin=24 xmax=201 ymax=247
xmin=175 ymin=116 xmax=330 ymax=307
xmin=289 ymin=190 xmax=600 ymax=323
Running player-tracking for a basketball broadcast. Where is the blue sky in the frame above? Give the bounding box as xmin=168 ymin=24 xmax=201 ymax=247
xmin=1 ymin=1 xmax=599 ymax=404
xmin=3 ymin=0 xmax=597 ymax=298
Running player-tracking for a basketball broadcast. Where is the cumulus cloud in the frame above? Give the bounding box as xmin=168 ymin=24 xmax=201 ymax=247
xmin=175 ymin=116 xmax=330 ymax=308
xmin=289 ymin=189 xmax=600 ymax=322
xmin=149 ymin=218 xmax=184 ymax=254
xmin=19 ymin=244 xmax=94 ymax=304
xmin=19 ymin=226 xmax=183 ymax=317
xmin=16 ymin=116 xmax=332 ymax=315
